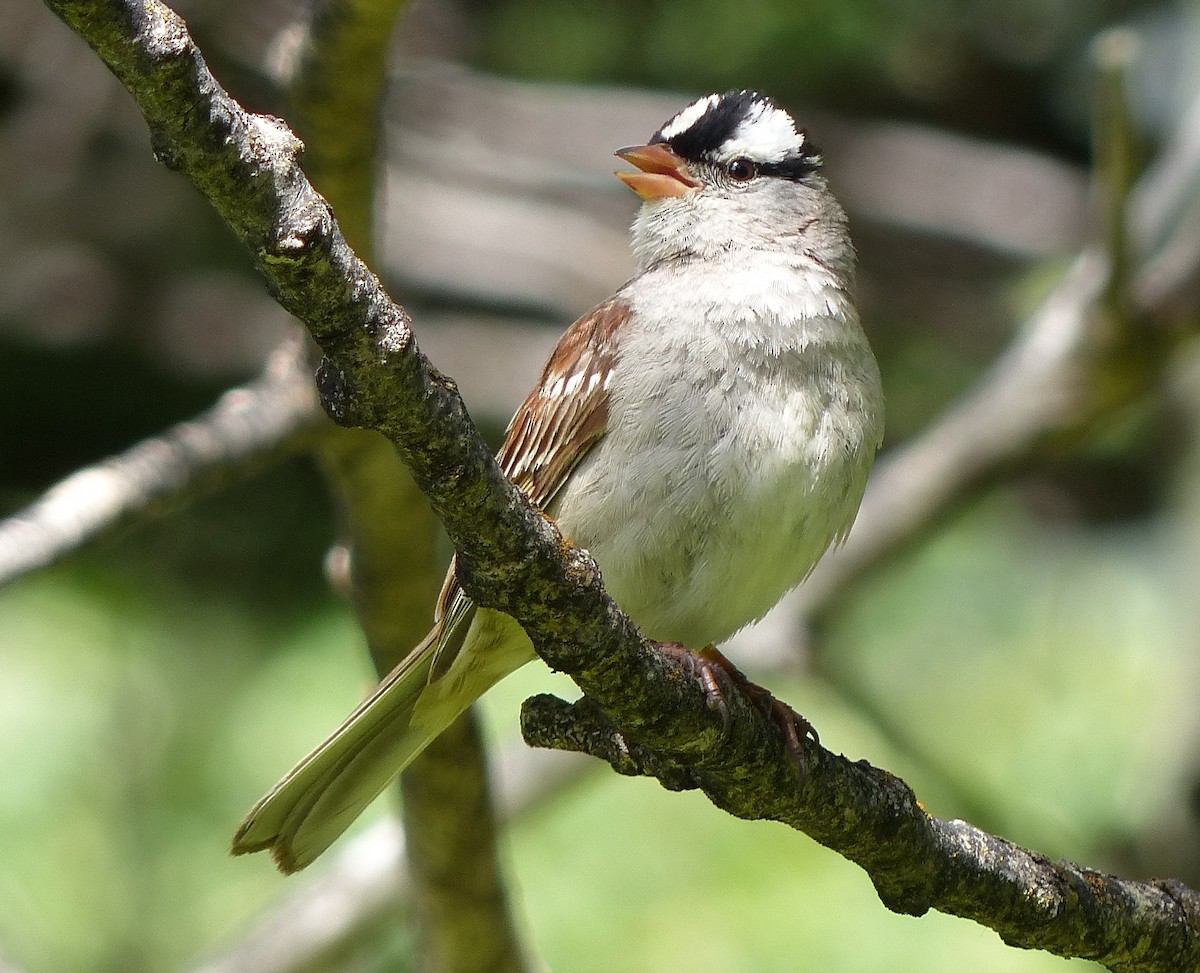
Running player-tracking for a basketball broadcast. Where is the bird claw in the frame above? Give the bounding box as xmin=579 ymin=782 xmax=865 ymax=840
xmin=657 ymin=642 xmax=817 ymax=767
xmin=658 ymin=641 xmax=731 ymax=727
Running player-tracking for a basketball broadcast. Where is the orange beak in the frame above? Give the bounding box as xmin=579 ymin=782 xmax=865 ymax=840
xmin=615 ymin=143 xmax=702 ymax=200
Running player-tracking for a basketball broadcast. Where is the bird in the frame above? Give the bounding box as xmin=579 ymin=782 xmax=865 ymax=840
xmin=232 ymin=90 xmax=885 ymax=874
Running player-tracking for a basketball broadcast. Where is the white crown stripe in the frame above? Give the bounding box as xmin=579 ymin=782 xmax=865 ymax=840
xmin=658 ymin=94 xmax=720 ymax=141
xmin=725 ymin=99 xmax=805 ymax=163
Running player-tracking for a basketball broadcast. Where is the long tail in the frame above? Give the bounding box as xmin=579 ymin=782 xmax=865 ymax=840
xmin=231 ymin=628 xmax=454 ymax=874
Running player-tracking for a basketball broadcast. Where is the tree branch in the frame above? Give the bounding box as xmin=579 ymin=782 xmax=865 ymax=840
xmin=0 ymin=335 xmax=321 ymax=589
xmin=521 ymin=694 xmax=1200 ymax=971
xmin=285 ymin=0 xmax=530 ymax=969
xmin=43 ymin=2 xmax=1200 ymax=970
xmin=285 ymin=0 xmax=407 ymax=255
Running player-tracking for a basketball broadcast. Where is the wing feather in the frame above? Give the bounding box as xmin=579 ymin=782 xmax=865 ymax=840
xmin=429 ymin=297 xmax=629 ymax=680
xmin=497 ymin=296 xmax=626 ymax=507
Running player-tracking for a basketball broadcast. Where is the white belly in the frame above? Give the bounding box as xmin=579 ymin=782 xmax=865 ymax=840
xmin=551 ymin=259 xmax=882 ymax=647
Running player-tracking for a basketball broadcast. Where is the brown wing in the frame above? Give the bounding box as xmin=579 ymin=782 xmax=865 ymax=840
xmin=496 ymin=296 xmax=628 ymax=509
xmin=428 ymin=297 xmax=629 ymax=680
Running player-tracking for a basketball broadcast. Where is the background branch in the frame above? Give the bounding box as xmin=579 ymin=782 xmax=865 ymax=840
xmin=284 ymin=1 xmax=530 ymax=971
xmin=0 ymin=334 xmax=321 ymax=588
xmin=401 ymin=715 xmax=529 ymax=973
xmin=788 ymin=36 xmax=1200 ymax=627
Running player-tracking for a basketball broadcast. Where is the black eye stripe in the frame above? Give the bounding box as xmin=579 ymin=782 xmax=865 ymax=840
xmin=755 ymin=156 xmax=822 ymax=180
xmin=717 ymin=155 xmax=821 ymax=182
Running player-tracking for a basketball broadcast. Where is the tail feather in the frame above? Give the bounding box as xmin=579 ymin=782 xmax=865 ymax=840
xmin=233 ymin=606 xmax=533 ymax=873
xmin=232 ymin=628 xmax=451 ymax=874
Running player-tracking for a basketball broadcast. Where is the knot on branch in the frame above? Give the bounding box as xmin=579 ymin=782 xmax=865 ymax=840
xmin=244 ymin=112 xmax=304 ymax=169
xmin=138 ymin=3 xmax=189 ymax=60
xmin=370 ymin=306 xmax=415 ymax=360
xmin=264 ymin=196 xmax=330 ymax=262
xmin=315 ymin=357 xmax=359 ymax=429
xmin=521 ymin=693 xmax=703 ymax=791
xmin=561 ymin=542 xmax=601 ymax=590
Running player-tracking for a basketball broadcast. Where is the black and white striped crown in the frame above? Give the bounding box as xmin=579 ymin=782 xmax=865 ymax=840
xmin=651 ymin=90 xmax=821 ymax=179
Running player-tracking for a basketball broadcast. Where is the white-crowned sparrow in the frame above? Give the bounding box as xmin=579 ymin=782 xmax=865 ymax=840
xmin=233 ymin=90 xmax=884 ymax=873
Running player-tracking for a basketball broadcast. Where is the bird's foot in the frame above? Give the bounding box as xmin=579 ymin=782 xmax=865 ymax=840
xmin=657 ymin=642 xmax=818 ymax=765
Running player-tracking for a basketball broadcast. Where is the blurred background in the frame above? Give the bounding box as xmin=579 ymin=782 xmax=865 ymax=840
xmin=2 ymin=0 xmax=1200 ymax=971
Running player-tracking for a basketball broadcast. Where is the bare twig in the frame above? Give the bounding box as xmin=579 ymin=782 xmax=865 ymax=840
xmin=1092 ymin=28 xmax=1141 ymax=320
xmin=0 ymin=335 xmax=321 ymax=589
xmin=43 ymin=2 xmax=1200 ymax=970
xmin=197 ymin=820 xmax=412 ymax=973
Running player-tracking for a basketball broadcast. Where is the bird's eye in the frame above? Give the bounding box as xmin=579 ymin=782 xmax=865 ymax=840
xmin=727 ymin=157 xmax=757 ymax=182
